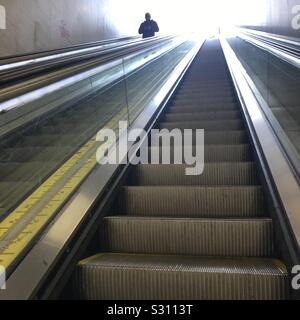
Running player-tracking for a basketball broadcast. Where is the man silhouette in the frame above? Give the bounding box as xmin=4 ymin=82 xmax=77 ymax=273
xmin=138 ymin=13 xmax=159 ymax=39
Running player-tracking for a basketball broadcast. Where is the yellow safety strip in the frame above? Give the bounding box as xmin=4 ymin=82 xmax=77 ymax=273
xmin=0 ymin=108 xmax=128 ymax=270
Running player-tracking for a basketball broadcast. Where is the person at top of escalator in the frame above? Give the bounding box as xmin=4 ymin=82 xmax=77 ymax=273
xmin=138 ymin=13 xmax=159 ymax=39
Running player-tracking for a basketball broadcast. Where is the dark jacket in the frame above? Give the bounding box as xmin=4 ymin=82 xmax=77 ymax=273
xmin=138 ymin=20 xmax=159 ymax=38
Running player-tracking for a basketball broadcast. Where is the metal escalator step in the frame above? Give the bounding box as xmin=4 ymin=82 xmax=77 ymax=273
xmin=101 ymin=217 xmax=274 ymax=257
xmin=164 ymin=111 xmax=240 ymax=122
xmin=119 ymin=186 xmax=266 ymax=218
xmin=151 ymin=130 xmax=248 ymax=145
xmin=172 ymin=101 xmax=237 ymax=108
xmin=148 ymin=145 xmax=252 ymax=162
xmin=167 ymin=104 xmax=237 ymax=113
xmin=73 ymin=254 xmax=288 ymax=300
xmin=175 ymin=92 xmax=234 ymax=99
xmin=159 ymin=120 xmax=243 ymax=130
xmin=181 ymin=84 xmax=232 ymax=89
xmin=179 ymin=84 xmax=233 ymax=90
xmin=173 ymin=96 xmax=236 ymax=104
xmin=182 ymin=80 xmax=232 ymax=86
xmin=131 ymin=163 xmax=259 ymax=186
xmin=178 ymin=88 xmax=234 ymax=95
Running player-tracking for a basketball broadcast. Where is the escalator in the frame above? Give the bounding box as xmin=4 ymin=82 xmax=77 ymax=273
xmin=71 ymin=40 xmax=289 ymax=300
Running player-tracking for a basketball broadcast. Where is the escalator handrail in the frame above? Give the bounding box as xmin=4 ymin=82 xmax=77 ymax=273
xmin=0 ymin=36 xmax=140 ymax=63
xmin=0 ymin=35 xmax=178 ymax=104
xmin=235 ymin=27 xmax=300 ymax=69
xmin=237 ymin=28 xmax=300 ymax=48
xmin=0 ymin=35 xmax=173 ymax=85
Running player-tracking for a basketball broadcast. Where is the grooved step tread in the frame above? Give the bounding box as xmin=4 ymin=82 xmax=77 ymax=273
xmin=102 ymin=217 xmax=274 ymax=257
xmin=151 ymin=130 xmax=248 ymax=145
xmin=164 ymin=111 xmax=240 ymax=122
xmin=159 ymin=119 xmax=243 ymax=130
xmin=148 ymin=144 xmax=252 ymax=162
xmin=173 ymin=96 xmax=235 ymax=104
xmin=167 ymin=105 xmax=237 ymax=113
xmin=74 ymin=254 xmax=288 ymax=300
xmin=176 ymin=90 xmax=234 ymax=96
xmin=171 ymin=100 xmax=236 ymax=108
xmin=119 ymin=186 xmax=266 ymax=218
xmin=131 ymin=163 xmax=259 ymax=186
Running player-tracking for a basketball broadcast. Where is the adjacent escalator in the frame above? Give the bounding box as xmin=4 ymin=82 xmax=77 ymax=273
xmin=72 ymin=39 xmax=289 ymax=300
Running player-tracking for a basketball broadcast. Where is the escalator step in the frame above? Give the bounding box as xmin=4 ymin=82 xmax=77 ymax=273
xmin=178 ymin=88 xmax=234 ymax=95
xmin=167 ymin=105 xmax=237 ymax=113
xmin=73 ymin=254 xmax=288 ymax=300
xmin=175 ymin=92 xmax=234 ymax=99
xmin=119 ymin=186 xmax=266 ymax=217
xmin=131 ymin=163 xmax=258 ymax=186
xmin=159 ymin=119 xmax=243 ymax=130
xmin=171 ymin=100 xmax=236 ymax=107
xmin=164 ymin=111 xmax=240 ymax=122
xmin=173 ymin=96 xmax=236 ymax=104
xmin=151 ymin=130 xmax=248 ymax=145
xmin=101 ymin=217 xmax=274 ymax=257
xmin=148 ymin=145 xmax=252 ymax=162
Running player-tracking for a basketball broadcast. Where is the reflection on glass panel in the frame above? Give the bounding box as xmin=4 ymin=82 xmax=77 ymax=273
xmin=227 ymin=36 xmax=300 ymax=176
xmin=0 ymin=63 xmax=128 ymax=221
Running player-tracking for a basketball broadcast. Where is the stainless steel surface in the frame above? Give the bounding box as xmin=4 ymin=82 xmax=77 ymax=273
xmin=220 ymin=36 xmax=300 ymax=247
xmin=0 ymin=35 xmax=172 ymax=86
xmin=237 ymin=28 xmax=300 ymax=47
xmin=0 ymin=39 xmax=203 ymax=300
xmin=0 ymin=36 xmax=139 ymax=69
xmin=237 ymin=29 xmax=300 ymax=69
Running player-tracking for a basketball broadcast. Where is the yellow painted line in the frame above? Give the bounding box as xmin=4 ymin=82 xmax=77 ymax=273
xmin=274 ymin=259 xmax=288 ymax=274
xmin=0 ymin=108 xmax=128 ymax=270
xmin=78 ymin=253 xmax=106 ymax=266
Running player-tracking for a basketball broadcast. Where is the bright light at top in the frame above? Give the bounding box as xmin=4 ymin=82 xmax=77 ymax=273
xmin=108 ymin=0 xmax=268 ymax=37
xmin=149 ymin=0 xmax=221 ymax=36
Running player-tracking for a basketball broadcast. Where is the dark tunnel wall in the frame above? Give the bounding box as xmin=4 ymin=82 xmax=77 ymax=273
xmin=238 ymin=0 xmax=300 ymax=38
